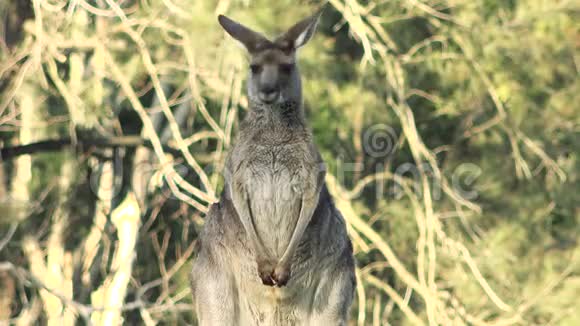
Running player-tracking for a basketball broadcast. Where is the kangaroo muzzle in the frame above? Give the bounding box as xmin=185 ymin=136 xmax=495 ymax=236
xmin=258 ymin=86 xmax=279 ymax=103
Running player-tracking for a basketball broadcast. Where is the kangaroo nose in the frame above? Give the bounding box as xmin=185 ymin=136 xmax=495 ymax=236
xmin=261 ymin=86 xmax=277 ymax=95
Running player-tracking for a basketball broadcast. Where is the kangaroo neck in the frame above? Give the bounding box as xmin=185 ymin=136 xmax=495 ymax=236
xmin=244 ymin=99 xmax=305 ymax=130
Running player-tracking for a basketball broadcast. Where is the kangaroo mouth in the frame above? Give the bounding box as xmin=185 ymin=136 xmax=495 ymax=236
xmin=258 ymin=92 xmax=280 ymax=104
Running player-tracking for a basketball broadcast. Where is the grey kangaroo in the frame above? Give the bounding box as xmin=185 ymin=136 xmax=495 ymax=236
xmin=190 ymin=10 xmax=356 ymax=326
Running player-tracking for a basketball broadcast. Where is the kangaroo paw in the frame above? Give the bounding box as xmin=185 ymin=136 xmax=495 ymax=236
xmin=257 ymin=259 xmax=277 ymax=286
xmin=272 ymin=264 xmax=291 ymax=287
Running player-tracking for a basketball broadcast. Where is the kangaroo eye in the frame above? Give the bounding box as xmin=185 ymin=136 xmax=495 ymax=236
xmin=279 ymin=63 xmax=294 ymax=74
xmin=250 ymin=64 xmax=262 ymax=74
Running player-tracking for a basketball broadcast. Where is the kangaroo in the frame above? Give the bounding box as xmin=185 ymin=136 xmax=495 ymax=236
xmin=190 ymin=10 xmax=356 ymax=326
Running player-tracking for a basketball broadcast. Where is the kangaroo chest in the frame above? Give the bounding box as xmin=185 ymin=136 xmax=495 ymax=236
xmin=233 ymin=141 xmax=318 ymax=258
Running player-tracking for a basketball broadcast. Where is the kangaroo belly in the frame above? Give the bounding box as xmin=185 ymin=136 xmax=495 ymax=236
xmin=236 ymin=271 xmax=318 ymax=326
xmin=247 ymin=166 xmax=303 ymax=258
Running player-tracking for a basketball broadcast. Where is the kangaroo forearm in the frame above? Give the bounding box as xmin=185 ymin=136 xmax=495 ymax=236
xmin=279 ymin=168 xmax=324 ymax=266
xmin=230 ymin=189 xmax=268 ymax=258
xmin=278 ymin=193 xmax=320 ymax=266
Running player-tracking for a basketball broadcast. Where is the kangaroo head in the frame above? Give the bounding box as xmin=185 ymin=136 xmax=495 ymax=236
xmin=218 ymin=11 xmax=321 ymax=106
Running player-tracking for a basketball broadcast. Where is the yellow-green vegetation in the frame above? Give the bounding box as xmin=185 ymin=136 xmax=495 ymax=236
xmin=0 ymin=0 xmax=578 ymax=325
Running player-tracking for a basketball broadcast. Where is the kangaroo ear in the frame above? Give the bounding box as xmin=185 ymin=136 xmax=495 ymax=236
xmin=218 ymin=15 xmax=271 ymax=52
xmin=276 ymin=10 xmax=322 ymax=50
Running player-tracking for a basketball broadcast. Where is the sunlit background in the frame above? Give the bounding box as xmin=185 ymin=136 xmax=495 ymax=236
xmin=0 ymin=0 xmax=578 ymax=324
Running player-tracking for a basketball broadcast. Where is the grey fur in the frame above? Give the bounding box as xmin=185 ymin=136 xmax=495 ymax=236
xmin=191 ymin=11 xmax=355 ymax=326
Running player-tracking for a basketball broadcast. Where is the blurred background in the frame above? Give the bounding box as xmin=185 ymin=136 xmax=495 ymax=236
xmin=0 ymin=0 xmax=578 ymax=325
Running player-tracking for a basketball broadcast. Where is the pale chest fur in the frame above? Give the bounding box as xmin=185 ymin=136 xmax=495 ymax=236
xmin=228 ymin=139 xmax=320 ymax=258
